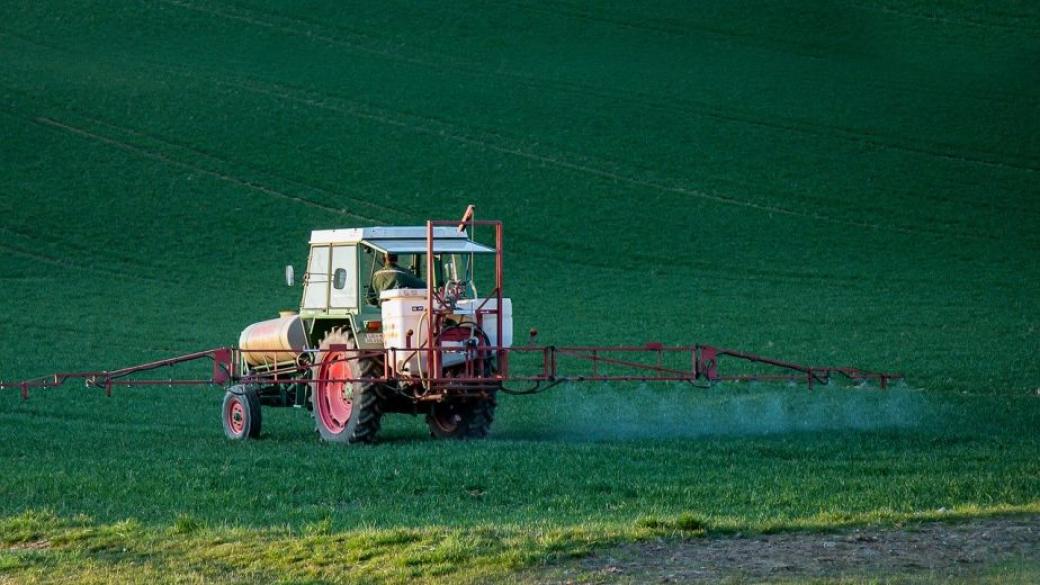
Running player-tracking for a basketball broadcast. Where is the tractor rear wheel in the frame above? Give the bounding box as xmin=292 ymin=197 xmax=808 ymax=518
xmin=222 ymin=385 xmax=262 ymax=440
xmin=312 ymin=327 xmax=383 ymax=444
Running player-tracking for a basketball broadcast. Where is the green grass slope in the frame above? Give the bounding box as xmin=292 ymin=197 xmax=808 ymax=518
xmin=1 ymin=1 xmax=1039 ymax=582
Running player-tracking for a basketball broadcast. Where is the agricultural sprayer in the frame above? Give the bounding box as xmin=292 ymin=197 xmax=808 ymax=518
xmin=1 ymin=207 xmax=903 ymax=443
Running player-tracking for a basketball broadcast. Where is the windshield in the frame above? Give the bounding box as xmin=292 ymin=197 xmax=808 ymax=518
xmin=360 ymin=245 xmax=479 ymax=305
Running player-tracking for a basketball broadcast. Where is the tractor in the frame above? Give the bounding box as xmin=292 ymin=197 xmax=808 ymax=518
xmin=224 ymin=217 xmax=511 ymax=444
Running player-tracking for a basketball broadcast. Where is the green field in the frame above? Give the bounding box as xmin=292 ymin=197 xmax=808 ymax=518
xmin=1 ymin=1 xmax=1039 ymax=582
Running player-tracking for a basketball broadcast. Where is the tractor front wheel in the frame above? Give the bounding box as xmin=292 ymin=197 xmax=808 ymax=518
xmin=312 ymin=327 xmax=383 ymax=444
xmin=426 ymin=339 xmax=498 ymax=440
xmin=222 ymin=385 xmax=262 ymax=440
xmin=426 ymin=393 xmax=497 ymax=439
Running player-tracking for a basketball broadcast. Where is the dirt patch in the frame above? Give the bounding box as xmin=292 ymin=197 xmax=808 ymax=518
xmin=536 ymin=516 xmax=1039 ymax=583
xmin=6 ymin=539 xmax=50 ymax=552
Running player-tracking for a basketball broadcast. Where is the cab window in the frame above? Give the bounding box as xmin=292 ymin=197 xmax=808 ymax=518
xmin=329 ymin=246 xmax=357 ymax=308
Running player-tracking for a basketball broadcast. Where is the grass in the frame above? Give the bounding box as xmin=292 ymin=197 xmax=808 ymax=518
xmin=1 ymin=0 xmax=1039 ymax=582
xmin=0 ymin=510 xmax=619 ymax=584
xmin=2 ymin=384 xmax=1038 ymax=530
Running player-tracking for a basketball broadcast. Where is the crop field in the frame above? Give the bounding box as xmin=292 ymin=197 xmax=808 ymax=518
xmin=1 ymin=1 xmax=1039 ymax=583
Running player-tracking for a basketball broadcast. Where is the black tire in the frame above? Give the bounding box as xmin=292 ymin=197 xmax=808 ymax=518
xmin=222 ymin=385 xmax=262 ymax=440
xmin=426 ymin=352 xmax=498 ymax=439
xmin=311 ymin=327 xmax=383 ymax=444
xmin=426 ymin=391 xmax=497 ymax=439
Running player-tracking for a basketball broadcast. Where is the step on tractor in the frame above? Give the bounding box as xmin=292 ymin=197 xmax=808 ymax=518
xmin=2 ymin=207 xmax=903 ymax=443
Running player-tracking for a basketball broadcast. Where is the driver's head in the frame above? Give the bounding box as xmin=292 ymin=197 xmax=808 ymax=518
xmin=384 ymin=253 xmax=398 ymax=266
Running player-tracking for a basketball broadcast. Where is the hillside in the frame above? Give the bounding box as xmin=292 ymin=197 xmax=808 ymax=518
xmin=1 ymin=1 xmax=1038 ymax=582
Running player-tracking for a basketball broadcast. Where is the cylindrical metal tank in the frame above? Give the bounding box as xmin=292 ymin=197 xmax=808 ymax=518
xmin=239 ymin=313 xmax=307 ymax=368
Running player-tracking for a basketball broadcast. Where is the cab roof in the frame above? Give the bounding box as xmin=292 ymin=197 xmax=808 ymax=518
xmin=309 ymin=226 xmax=495 ymax=254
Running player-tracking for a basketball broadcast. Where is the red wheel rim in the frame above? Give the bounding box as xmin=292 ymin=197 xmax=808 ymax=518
xmin=225 ymin=397 xmax=246 ymax=436
xmin=317 ymin=351 xmax=353 ymax=433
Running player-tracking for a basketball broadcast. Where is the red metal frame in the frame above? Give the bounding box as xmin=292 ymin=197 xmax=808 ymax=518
xmin=424 ymin=218 xmax=506 ymax=387
xmin=0 ymin=343 xmax=902 ymax=400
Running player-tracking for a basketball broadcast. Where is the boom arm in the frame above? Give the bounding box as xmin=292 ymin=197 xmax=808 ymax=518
xmin=1 ymin=343 xmax=901 ymax=400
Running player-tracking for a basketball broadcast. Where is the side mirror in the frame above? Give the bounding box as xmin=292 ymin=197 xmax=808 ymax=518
xmin=285 ymin=265 xmax=295 ymax=287
xmin=332 ymin=268 xmax=347 ymax=290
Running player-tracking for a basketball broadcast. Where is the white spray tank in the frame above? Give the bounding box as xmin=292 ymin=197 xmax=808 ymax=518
xmin=380 ymin=289 xmax=512 ymax=374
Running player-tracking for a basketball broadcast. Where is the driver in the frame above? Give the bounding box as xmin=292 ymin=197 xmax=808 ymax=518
xmin=367 ymin=253 xmax=426 ymax=305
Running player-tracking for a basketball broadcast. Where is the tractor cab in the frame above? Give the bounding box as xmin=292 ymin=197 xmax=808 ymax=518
xmin=296 ymin=226 xmax=499 ymax=350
